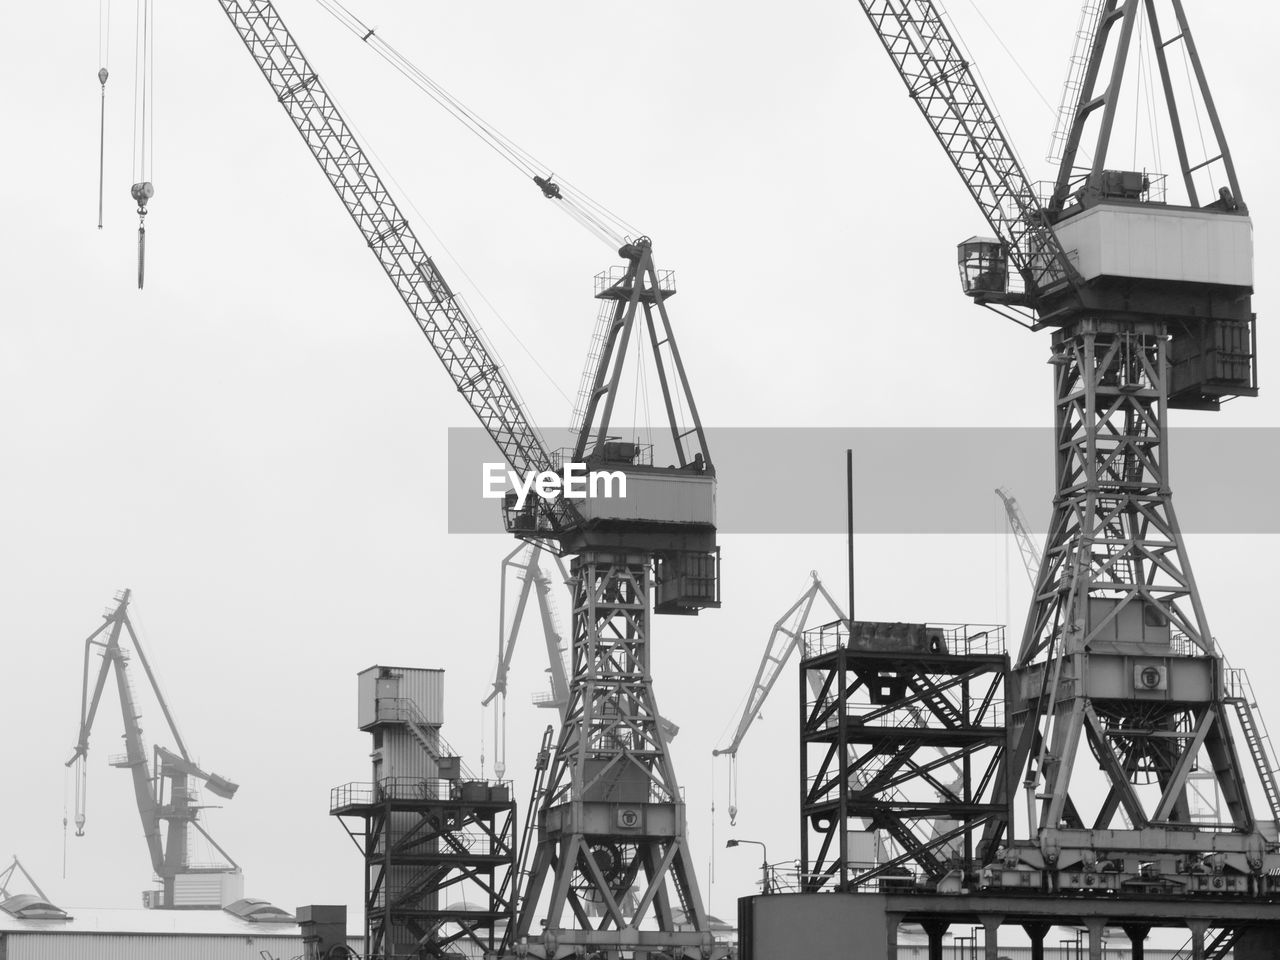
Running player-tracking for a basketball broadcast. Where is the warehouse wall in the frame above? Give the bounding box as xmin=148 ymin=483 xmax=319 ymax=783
xmin=0 ymin=932 xmax=365 ymax=960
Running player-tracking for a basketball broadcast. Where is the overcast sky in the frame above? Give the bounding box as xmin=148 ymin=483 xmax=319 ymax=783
xmin=3 ymin=0 xmax=1279 ymax=932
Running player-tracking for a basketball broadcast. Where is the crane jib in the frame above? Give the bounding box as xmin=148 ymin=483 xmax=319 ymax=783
xmin=217 ymin=1 xmax=581 ymax=536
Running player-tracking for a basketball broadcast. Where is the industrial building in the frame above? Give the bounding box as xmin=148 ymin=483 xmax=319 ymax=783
xmin=0 ymin=896 xmax=362 ymax=960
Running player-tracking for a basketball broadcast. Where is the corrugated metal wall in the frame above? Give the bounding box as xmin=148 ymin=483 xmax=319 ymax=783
xmin=2 ymin=932 xmax=364 ymax=960
xmin=395 ymin=667 xmax=444 ymax=725
xmin=382 ymin=727 xmax=438 ymax=781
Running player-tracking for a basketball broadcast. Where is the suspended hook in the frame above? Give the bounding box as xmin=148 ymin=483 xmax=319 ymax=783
xmin=97 ymin=68 xmax=109 ymax=229
xmin=131 ymin=181 xmax=154 ymax=289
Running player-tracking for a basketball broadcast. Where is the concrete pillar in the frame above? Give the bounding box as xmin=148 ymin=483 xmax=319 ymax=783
xmin=1187 ymin=919 xmax=1209 ymax=960
xmin=980 ymin=915 xmax=1003 ymax=960
xmin=922 ymin=919 xmax=950 ymax=960
xmin=885 ymin=912 xmax=902 ymax=960
xmin=1084 ymin=916 xmax=1106 ymax=960
xmin=1022 ymin=921 xmax=1050 ymax=960
xmin=1123 ymin=923 xmax=1151 ymax=960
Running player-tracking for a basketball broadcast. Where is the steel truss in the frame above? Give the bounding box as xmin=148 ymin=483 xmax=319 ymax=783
xmin=516 ymin=552 xmax=718 ymax=960
xmin=800 ymin=620 xmax=1008 ymax=892
xmin=333 ymin=780 xmax=516 ymax=959
xmin=996 ymin=318 xmax=1275 ymax=884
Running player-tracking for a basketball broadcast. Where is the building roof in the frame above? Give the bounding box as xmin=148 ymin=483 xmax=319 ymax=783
xmin=0 ymin=904 xmax=360 ymax=937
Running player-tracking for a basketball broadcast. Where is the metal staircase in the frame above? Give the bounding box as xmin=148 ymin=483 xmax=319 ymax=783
xmin=1170 ymin=926 xmax=1240 ymax=960
xmin=1224 ymin=667 xmax=1280 ymax=821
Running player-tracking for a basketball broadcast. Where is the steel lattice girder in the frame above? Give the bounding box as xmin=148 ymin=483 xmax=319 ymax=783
xmin=800 ymin=631 xmax=1010 ymax=891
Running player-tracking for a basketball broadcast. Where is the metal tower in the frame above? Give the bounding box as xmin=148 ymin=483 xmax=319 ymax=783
xmin=857 ymin=0 xmax=1273 ymax=898
xmin=510 ymin=242 xmax=720 ymax=959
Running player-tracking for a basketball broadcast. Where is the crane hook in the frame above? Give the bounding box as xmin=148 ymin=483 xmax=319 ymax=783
xmin=131 ymin=181 xmax=154 ymax=289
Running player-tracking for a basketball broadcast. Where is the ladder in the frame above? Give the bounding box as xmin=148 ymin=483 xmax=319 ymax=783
xmin=1224 ymin=668 xmax=1280 ymax=821
xmin=500 ymin=726 xmax=554 ymax=956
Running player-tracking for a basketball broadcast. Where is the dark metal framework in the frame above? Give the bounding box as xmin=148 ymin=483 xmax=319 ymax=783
xmin=799 ymin=620 xmax=1008 ymax=892
xmin=332 ymin=779 xmax=516 ymax=960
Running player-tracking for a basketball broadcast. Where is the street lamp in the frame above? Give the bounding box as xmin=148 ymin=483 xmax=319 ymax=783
xmin=726 ymin=838 xmax=770 ymax=894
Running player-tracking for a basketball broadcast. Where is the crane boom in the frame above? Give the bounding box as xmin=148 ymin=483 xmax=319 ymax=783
xmin=215 ymin=2 xmax=576 ymax=535
xmin=994 ymin=486 xmax=1041 ymax=586
xmin=713 ymin=573 xmax=846 ymax=761
xmin=67 ymin=590 xmax=163 ymax=869
xmin=856 ymin=1 xmax=1073 ymax=301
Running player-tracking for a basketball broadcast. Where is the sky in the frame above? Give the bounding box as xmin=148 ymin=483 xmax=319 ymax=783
xmin=2 ymin=0 xmax=1280 ymax=941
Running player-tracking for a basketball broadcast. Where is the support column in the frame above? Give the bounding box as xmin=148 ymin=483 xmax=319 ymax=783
xmin=922 ymin=920 xmax=949 ymax=960
xmin=1084 ymin=916 xmax=1106 ymax=960
xmin=1123 ymin=923 xmax=1151 ymax=960
xmin=980 ymin=915 xmax=1003 ymax=960
xmin=1188 ymin=920 xmax=1209 ymax=960
xmin=1023 ymin=922 xmax=1050 ymax=960
xmin=885 ymin=913 xmax=903 ymax=960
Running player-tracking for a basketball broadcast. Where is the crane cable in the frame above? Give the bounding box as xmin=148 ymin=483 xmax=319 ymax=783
xmin=131 ymin=0 xmax=156 ymax=288
xmin=313 ymin=0 xmax=640 ymax=250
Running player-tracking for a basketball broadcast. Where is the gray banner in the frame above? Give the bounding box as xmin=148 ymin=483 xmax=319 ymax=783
xmin=446 ymin=427 xmax=1277 ymax=534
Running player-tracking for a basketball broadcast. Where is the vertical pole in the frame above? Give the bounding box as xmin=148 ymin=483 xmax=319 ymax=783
xmin=846 ymin=448 xmax=855 ymax=624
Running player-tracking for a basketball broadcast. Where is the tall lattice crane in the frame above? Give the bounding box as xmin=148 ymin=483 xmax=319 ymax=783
xmin=856 ymin=0 xmax=1272 ymax=898
xmin=209 ymin=6 xmax=722 ymax=957
xmin=66 ymin=589 xmax=240 ymax=909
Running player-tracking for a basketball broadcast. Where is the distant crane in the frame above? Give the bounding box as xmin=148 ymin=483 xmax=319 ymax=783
xmin=713 ymin=573 xmax=846 ymax=825
xmin=66 ymin=589 xmax=240 ymax=908
xmin=0 ymin=857 xmax=48 ymax=902
xmin=994 ymin=487 xmax=1042 ymax=587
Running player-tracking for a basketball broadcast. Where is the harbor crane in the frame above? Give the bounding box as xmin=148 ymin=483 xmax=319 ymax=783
xmin=713 ymin=573 xmax=846 ymax=825
xmin=995 ymin=486 xmax=1041 ymax=587
xmin=204 ymin=5 xmax=721 ymax=957
xmin=66 ymin=589 xmax=240 ymax=909
xmin=856 ymin=0 xmax=1273 ymax=909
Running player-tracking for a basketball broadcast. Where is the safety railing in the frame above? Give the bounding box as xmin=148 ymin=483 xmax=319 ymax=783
xmin=330 ymin=777 xmax=514 ymax=812
xmin=593 ymin=265 xmax=676 ymax=297
xmin=802 ymin=621 xmax=1006 ymax=660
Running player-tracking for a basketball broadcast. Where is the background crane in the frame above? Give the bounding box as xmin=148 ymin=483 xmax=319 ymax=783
xmin=713 ymin=573 xmax=846 ymax=826
xmin=995 ymin=486 xmax=1041 ymax=587
xmin=66 ymin=589 xmax=240 ymax=909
